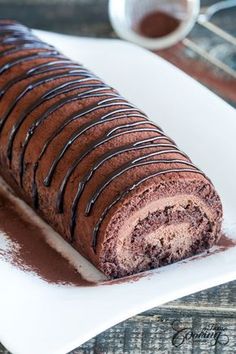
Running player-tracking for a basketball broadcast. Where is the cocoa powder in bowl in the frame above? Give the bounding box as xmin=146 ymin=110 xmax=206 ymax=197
xmin=138 ymin=11 xmax=180 ymax=38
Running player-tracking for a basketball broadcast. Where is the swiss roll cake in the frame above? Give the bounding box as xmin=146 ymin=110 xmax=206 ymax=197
xmin=0 ymin=21 xmax=223 ymax=278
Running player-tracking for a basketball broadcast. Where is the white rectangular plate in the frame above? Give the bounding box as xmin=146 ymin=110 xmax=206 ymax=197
xmin=0 ymin=30 xmax=236 ymax=354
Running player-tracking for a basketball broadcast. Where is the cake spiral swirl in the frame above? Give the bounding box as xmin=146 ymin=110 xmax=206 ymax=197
xmin=0 ymin=21 xmax=222 ymax=277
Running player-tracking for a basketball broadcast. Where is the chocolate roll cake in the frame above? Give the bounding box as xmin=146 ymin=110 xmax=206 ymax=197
xmin=0 ymin=20 xmax=222 ymax=278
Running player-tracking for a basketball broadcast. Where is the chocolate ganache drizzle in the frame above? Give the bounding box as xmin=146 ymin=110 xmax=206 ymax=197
xmin=0 ymin=23 xmax=205 ymax=251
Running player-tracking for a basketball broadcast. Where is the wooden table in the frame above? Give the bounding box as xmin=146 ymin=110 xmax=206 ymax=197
xmin=0 ymin=1 xmax=235 ymax=353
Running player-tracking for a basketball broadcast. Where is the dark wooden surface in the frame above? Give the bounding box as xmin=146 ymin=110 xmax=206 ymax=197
xmin=0 ymin=0 xmax=235 ymax=106
xmin=0 ymin=1 xmax=235 ymax=353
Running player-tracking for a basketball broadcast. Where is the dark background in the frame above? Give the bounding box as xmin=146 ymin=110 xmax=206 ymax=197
xmin=0 ymin=0 xmax=235 ymax=107
xmin=0 ymin=0 xmax=235 ymax=38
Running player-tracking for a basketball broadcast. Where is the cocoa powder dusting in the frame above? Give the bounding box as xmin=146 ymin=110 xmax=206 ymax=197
xmin=102 ymin=271 xmax=153 ymax=285
xmin=138 ymin=11 xmax=180 ymax=38
xmin=216 ymin=233 xmax=236 ymax=249
xmin=0 ymin=185 xmax=152 ymax=286
xmin=0 ymin=188 xmax=234 ymax=286
xmin=0 ymin=188 xmax=94 ymax=286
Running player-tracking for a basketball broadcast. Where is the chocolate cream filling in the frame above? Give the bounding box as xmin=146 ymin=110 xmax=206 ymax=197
xmin=99 ymin=180 xmax=222 ymax=278
xmin=0 ymin=21 xmax=223 ymax=279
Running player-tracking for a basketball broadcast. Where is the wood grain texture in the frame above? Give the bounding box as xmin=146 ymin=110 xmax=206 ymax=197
xmin=0 ymin=282 xmax=235 ymax=353
xmin=0 ymin=1 xmax=235 ymax=353
xmin=69 ymin=281 xmax=236 ymax=353
xmin=0 ymin=0 xmax=235 ymax=106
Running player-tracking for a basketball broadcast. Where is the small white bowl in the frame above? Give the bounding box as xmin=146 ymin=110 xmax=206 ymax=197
xmin=109 ymin=0 xmax=200 ymax=50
